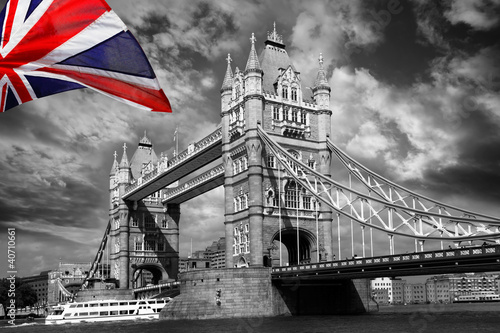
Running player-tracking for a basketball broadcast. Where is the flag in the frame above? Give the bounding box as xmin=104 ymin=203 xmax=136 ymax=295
xmin=0 ymin=0 xmax=172 ymax=113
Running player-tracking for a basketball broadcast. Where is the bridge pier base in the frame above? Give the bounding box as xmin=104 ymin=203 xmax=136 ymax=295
xmin=159 ymin=268 xmax=376 ymax=320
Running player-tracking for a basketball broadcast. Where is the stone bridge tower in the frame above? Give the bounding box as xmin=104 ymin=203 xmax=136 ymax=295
xmin=221 ymin=24 xmax=333 ymax=268
xmin=108 ymin=133 xmax=179 ymax=289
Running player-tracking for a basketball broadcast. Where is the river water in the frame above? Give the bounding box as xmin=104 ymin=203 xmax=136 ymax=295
xmin=2 ymin=303 xmax=500 ymax=333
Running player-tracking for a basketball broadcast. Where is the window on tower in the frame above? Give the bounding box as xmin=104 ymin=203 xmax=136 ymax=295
xmin=308 ymin=159 xmax=316 ymax=170
xmin=291 ymin=87 xmax=297 ymax=101
xmin=144 ymin=215 xmax=156 ymax=229
xmin=273 ymin=106 xmax=280 ymax=120
xmin=301 ymin=111 xmax=307 ymax=124
xmin=285 ymin=181 xmax=300 ymax=209
xmin=235 ymin=84 xmax=241 ymax=99
xmin=145 ymin=240 xmax=155 ymax=251
xmin=282 ymin=86 xmax=288 ymax=99
xmin=267 ymin=155 xmax=275 ymax=169
xmin=291 ymin=108 xmax=298 ymax=122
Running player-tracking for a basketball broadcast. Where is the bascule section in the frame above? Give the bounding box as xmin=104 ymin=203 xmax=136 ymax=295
xmin=221 ymin=24 xmax=334 ymax=268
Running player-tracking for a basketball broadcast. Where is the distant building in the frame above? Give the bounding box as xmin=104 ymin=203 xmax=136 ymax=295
xmin=20 ymin=270 xmax=51 ymax=307
xmin=179 ymin=237 xmax=226 ymax=272
xmin=206 ymin=237 xmax=226 ymax=269
xmin=404 ymin=283 xmax=426 ymax=304
xmin=426 ymin=273 xmax=499 ymax=303
xmin=371 ymin=277 xmax=407 ymax=304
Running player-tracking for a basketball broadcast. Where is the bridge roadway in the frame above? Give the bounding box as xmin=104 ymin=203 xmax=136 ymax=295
xmin=272 ymin=245 xmax=500 ymax=281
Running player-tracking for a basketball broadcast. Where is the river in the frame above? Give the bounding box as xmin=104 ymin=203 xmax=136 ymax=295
xmin=2 ymin=302 xmax=500 ymax=333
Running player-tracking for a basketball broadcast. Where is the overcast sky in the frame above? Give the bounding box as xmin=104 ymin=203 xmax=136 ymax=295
xmin=0 ymin=0 xmax=499 ymax=279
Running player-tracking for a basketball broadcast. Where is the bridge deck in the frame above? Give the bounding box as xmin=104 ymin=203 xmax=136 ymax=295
xmin=272 ymin=245 xmax=500 ymax=280
xmin=123 ymin=129 xmax=222 ymax=202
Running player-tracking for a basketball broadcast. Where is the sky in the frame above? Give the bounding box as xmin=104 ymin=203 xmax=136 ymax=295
xmin=0 ymin=0 xmax=499 ymax=280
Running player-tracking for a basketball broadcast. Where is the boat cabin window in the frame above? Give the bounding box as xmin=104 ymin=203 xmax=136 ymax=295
xmin=76 ymin=304 xmax=83 ymax=308
xmin=129 ymin=301 xmax=137 ymax=305
xmin=100 ymin=303 xmax=109 ymax=307
xmin=119 ymin=310 xmax=128 ymax=315
xmin=100 ymin=311 xmax=108 ymax=316
xmin=79 ymin=312 xmax=88 ymax=316
xmin=90 ymin=303 xmax=98 ymax=307
xmin=110 ymin=311 xmax=118 ymax=315
xmin=110 ymin=302 xmax=119 ymax=306
xmin=50 ymin=310 xmax=63 ymax=315
xmin=119 ymin=302 xmax=128 ymax=306
xmin=89 ymin=311 xmax=98 ymax=316
xmin=69 ymin=304 xmax=77 ymax=308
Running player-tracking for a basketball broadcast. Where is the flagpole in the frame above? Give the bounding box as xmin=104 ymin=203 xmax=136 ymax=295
xmin=278 ymin=165 xmax=282 ymax=266
xmin=176 ymin=126 xmax=179 ymax=155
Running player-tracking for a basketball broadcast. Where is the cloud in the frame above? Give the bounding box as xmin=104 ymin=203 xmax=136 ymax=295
xmin=328 ymin=42 xmax=500 ymax=182
xmin=346 ymin=121 xmax=396 ymax=159
xmin=411 ymin=0 xmax=455 ymax=51
xmin=444 ymin=0 xmax=500 ymax=30
xmin=288 ymin=0 xmax=402 ymax=85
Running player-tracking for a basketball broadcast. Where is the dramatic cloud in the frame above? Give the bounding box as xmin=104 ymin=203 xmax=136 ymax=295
xmin=445 ymin=0 xmax=500 ymax=30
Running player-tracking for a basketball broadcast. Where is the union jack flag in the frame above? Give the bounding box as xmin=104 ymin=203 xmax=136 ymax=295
xmin=0 ymin=0 xmax=172 ymax=113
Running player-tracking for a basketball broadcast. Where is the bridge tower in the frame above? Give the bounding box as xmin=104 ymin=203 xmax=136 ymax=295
xmin=221 ymin=24 xmax=333 ymax=268
xmin=109 ymin=133 xmax=179 ymax=289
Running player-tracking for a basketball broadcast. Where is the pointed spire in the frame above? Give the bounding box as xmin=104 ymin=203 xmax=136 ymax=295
xmin=314 ymin=53 xmax=330 ymax=90
xmin=110 ymin=151 xmax=118 ymax=175
xmin=267 ymin=21 xmax=283 ymax=45
xmin=245 ymin=33 xmax=262 ymax=73
xmin=221 ymin=53 xmax=233 ymax=92
xmin=120 ymin=142 xmax=129 ymax=168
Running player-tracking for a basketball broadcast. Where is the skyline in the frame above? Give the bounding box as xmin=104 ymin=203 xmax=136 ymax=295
xmin=1 ymin=0 xmax=499 ymax=278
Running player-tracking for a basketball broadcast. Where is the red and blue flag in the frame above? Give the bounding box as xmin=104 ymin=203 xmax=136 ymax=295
xmin=0 ymin=0 xmax=172 ymax=112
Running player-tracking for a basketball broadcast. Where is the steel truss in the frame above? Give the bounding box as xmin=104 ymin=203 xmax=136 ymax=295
xmin=257 ymin=125 xmax=500 ymax=244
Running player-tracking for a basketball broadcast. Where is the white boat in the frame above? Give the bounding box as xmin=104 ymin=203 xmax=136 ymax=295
xmin=45 ymin=298 xmax=171 ymax=325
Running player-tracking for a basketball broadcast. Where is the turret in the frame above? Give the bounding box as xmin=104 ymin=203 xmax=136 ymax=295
xmin=221 ymin=53 xmax=233 ymax=114
xmin=244 ymin=33 xmax=263 ymax=129
xmin=118 ymin=143 xmax=131 ymax=184
xmin=312 ymin=53 xmax=331 ymax=110
xmin=109 ymin=150 xmax=118 ymax=188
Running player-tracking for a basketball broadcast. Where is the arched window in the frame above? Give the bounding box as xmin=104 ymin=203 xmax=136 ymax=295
xmin=291 ymin=108 xmax=298 ymax=122
xmin=291 ymin=87 xmax=297 ymax=101
xmin=282 ymin=86 xmax=288 ymax=99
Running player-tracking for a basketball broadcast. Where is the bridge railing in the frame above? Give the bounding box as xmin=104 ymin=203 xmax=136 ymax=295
xmin=124 ymin=127 xmax=222 ymax=195
xmin=271 ymin=245 xmax=500 ymax=275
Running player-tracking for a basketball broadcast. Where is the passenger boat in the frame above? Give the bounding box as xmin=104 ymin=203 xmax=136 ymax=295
xmin=45 ymin=298 xmax=171 ymax=324
xmin=454 ymin=291 xmax=500 ymax=303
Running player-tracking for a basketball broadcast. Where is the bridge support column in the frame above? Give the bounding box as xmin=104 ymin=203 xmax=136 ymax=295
xmin=247 ymin=135 xmax=264 ymax=266
xmin=118 ymin=210 xmax=130 ymax=289
xmin=165 ymin=203 xmax=181 ymax=279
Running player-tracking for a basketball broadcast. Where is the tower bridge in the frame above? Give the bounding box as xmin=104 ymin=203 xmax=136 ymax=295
xmin=76 ymin=23 xmax=500 ymax=316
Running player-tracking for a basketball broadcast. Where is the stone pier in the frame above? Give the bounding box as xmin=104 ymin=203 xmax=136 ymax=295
xmin=160 ymin=268 xmax=375 ymax=320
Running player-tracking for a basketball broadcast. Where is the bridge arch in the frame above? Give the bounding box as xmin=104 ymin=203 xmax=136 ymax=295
xmin=271 ymin=227 xmax=316 ymax=266
xmin=131 ymin=263 xmax=169 ymax=288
